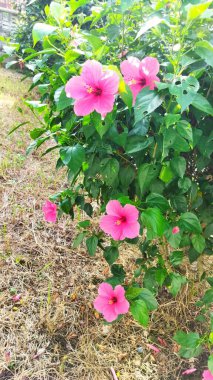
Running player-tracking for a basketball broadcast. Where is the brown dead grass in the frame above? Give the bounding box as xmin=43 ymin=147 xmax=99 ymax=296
xmin=0 ymin=67 xmax=212 ymax=380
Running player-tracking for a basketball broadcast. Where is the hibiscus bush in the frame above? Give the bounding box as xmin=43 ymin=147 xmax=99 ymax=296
xmin=10 ymin=0 xmax=213 ymax=376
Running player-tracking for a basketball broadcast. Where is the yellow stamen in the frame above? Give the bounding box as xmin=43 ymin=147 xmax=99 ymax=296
xmin=87 ymin=86 xmax=93 ymax=93
xmin=128 ymin=79 xmax=137 ymax=85
xmin=116 ymin=220 xmax=121 ymax=225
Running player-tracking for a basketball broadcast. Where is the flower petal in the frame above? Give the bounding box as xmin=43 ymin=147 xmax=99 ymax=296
xmin=81 ymin=60 xmax=102 ymax=87
xmin=120 ymin=57 xmax=140 ymax=81
xmin=65 ymin=76 xmax=87 ymax=99
xmin=182 ymin=368 xmax=197 ymax=375
xmin=74 ymin=96 xmax=96 ymax=116
xmin=122 ymin=221 xmax=140 ymax=239
xmin=106 ymin=200 xmax=123 ymax=217
xmin=94 ymin=93 xmax=115 ymax=118
xmin=98 ymin=283 xmax=113 ymax=298
xmin=102 ymin=305 xmax=118 ymax=322
xmin=114 ymin=298 xmax=129 ymax=314
xmin=123 ymin=204 xmax=139 ymax=223
xmin=100 ymin=70 xmax=120 ymax=94
xmin=140 ymin=57 xmax=160 ymax=76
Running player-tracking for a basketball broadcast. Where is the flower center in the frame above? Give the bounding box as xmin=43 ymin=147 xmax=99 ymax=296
xmin=115 ymin=216 xmax=126 ymax=225
xmin=86 ymin=85 xmax=102 ymax=96
xmin=128 ymin=79 xmax=137 ymax=85
xmin=108 ymin=296 xmax=117 ymax=305
xmin=140 ymin=78 xmax=146 ymax=86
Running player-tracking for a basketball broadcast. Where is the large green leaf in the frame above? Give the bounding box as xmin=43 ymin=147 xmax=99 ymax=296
xmin=141 ymin=207 xmax=168 ymax=239
xmin=86 ymin=236 xmax=98 ymax=256
xmin=191 ymin=234 xmax=206 ymax=253
xmin=134 ymin=87 xmax=163 ymax=123
xmin=32 ymin=23 xmax=57 ymax=46
xmin=138 ymin=288 xmax=158 ymax=311
xmin=126 ymin=136 xmax=154 ymax=154
xmin=169 ymin=76 xmax=199 ymax=112
xmin=170 ymin=156 xmax=186 ymax=178
xmin=179 ymin=212 xmax=202 ymax=233
xmin=100 ymin=158 xmax=119 ymax=186
xmin=146 ymin=193 xmax=170 ymax=212
xmin=174 ymin=331 xmax=202 ymax=358
xmin=103 ymin=246 xmax=119 ymax=265
xmin=54 ymin=87 xmax=74 ymax=111
xmin=192 ymin=93 xmax=213 ymax=116
xmin=130 ymin=299 xmax=149 ymax=327
xmin=187 ymin=1 xmax=212 ymax=20
xmin=168 ymin=273 xmax=186 ymax=296
xmin=195 ymin=40 xmax=213 ymax=67
xmin=138 ymin=163 xmax=160 ymax=195
xmin=163 ymin=127 xmax=190 ymax=158
xmin=60 ymin=144 xmax=85 ymax=172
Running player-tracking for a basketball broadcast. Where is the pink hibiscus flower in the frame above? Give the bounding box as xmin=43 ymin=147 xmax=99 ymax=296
xmin=120 ymin=56 xmax=160 ymax=104
xmin=94 ymin=282 xmax=129 ymax=322
xmin=202 ymin=370 xmax=213 ymax=380
xmin=172 ymin=226 xmax=180 ymax=234
xmin=42 ymin=200 xmax=57 ymax=223
xmin=65 ymin=60 xmax=119 ymax=118
xmin=99 ymin=200 xmax=140 ymax=241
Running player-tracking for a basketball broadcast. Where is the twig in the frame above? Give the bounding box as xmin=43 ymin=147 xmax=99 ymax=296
xmin=110 ymin=367 xmax=118 ymax=380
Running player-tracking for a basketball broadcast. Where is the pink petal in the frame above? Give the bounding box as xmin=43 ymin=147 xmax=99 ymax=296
xmin=140 ymin=57 xmax=160 ymax=76
xmin=100 ymin=214 xmax=118 ymax=233
xmin=102 ymin=305 xmax=118 ymax=322
xmin=122 ymin=221 xmax=140 ymax=239
xmin=123 ymin=204 xmax=139 ymax=223
xmin=74 ymin=96 xmax=96 ymax=116
xmin=129 ymin=83 xmax=143 ymax=104
xmin=114 ymin=299 xmax=129 ymax=314
xmin=106 ymin=200 xmax=123 ymax=217
xmin=42 ymin=201 xmax=57 ymax=223
xmin=12 ymin=294 xmax=21 ymax=302
xmin=182 ymin=368 xmax=197 ymax=375
xmin=172 ymin=226 xmax=180 ymax=234
xmin=94 ymin=93 xmax=115 ymax=118
xmin=147 ymin=344 xmax=160 ymax=353
xmin=120 ymin=57 xmax=140 ymax=81
xmin=114 ymin=285 xmax=125 ymax=299
xmin=65 ymin=76 xmax=87 ymax=99
xmin=145 ymin=75 xmax=160 ymax=90
xmin=100 ymin=70 xmax=120 ymax=94
xmin=202 ymin=370 xmax=213 ymax=380
xmin=94 ymin=296 xmax=109 ymax=312
xmin=81 ymin=60 xmax=102 ymax=87
xmin=98 ymin=283 xmax=113 ymax=298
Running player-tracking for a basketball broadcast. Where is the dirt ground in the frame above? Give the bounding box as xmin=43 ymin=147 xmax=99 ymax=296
xmin=0 ymin=67 xmax=211 ymax=380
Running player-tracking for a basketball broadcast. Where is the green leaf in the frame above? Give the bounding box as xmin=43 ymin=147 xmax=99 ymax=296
xmin=126 ymin=136 xmax=154 ymax=154
xmin=129 ymin=118 xmax=149 ymax=137
xmin=134 ymin=87 xmax=163 ymax=123
xmin=173 ymin=331 xmax=202 ymax=358
xmin=125 ymin=287 xmax=143 ymax=300
xmin=169 ymin=251 xmax=184 ymax=267
xmin=170 ymin=157 xmax=186 ymax=178
xmin=195 ymin=40 xmax=213 ymax=67
xmin=192 ymin=93 xmax=213 ymax=116
xmin=165 ymin=227 xmax=182 ymax=249
xmin=179 ymin=212 xmax=202 ymax=234
xmin=176 ymin=121 xmax=193 ymax=144
xmin=146 ymin=193 xmax=170 ymax=212
xmin=191 ymin=234 xmax=205 ymax=253
xmin=208 ymin=354 xmax=213 ymax=374
xmin=78 ymin=220 xmax=90 ymax=228
xmin=200 ymin=289 xmax=213 ymax=305
xmin=169 ymin=273 xmax=186 ymax=296
xmin=169 ymin=76 xmax=199 ymax=111
xmin=170 ymin=195 xmax=187 ymax=213
xmin=32 ymin=23 xmax=57 ymax=45
xmin=49 ymin=1 xmax=66 ymax=23
xmin=119 ymin=166 xmax=135 ymax=188
xmin=136 ymin=16 xmax=163 ymax=39
xmin=130 ymin=299 xmax=149 ymax=327
xmin=86 ymin=236 xmax=98 ymax=256
xmin=110 ymin=264 xmax=126 ymax=282
xmin=30 ymin=127 xmax=46 ymax=139
xmin=8 ymin=121 xmax=29 ymax=136
xmin=159 ymin=162 xmax=174 ymax=183
xmin=138 ymin=288 xmax=158 ymax=311
xmin=70 ymin=0 xmax=88 ymax=15
xmin=100 ymin=158 xmax=119 ymax=186
xmin=178 ymin=177 xmax=191 ymax=193
xmin=104 ymin=246 xmax=119 ymax=265
xmin=60 ymin=144 xmax=85 ymax=173
xmin=93 ymin=113 xmax=110 ymax=138
xmin=120 ymin=83 xmax=133 ymax=109
xmin=141 ymin=208 xmax=168 ymax=239
xmin=163 ymin=127 xmax=190 ymax=158
xmin=54 ymin=87 xmax=74 ymax=111
xmin=164 ymin=113 xmax=181 ymax=127
xmin=73 ymin=232 xmax=85 ymax=248
xmin=187 ymin=1 xmax=212 ymax=21
xmin=138 ymin=163 xmax=160 ymax=195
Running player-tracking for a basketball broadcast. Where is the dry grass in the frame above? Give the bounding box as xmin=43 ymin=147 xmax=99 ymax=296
xmin=0 ymin=67 xmax=212 ymax=380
